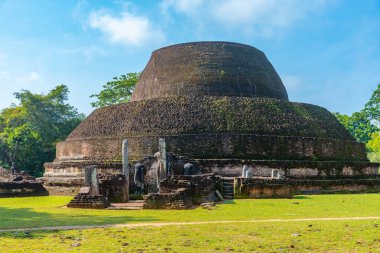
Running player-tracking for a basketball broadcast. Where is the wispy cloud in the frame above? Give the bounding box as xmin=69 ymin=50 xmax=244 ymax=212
xmin=89 ymin=9 xmax=165 ymax=47
xmin=161 ymin=0 xmax=204 ymax=17
xmin=162 ymin=0 xmax=334 ymax=37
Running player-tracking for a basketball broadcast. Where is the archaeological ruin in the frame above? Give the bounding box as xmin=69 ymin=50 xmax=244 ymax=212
xmin=42 ymin=41 xmax=380 ymax=208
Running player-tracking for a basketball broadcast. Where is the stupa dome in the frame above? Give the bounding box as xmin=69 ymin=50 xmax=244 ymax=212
xmin=131 ymin=42 xmax=288 ymax=101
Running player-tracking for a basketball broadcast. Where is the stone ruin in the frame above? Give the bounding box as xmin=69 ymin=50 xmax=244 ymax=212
xmin=41 ymin=41 xmax=379 ymax=208
xmin=0 ymin=166 xmax=48 ymax=197
xmin=67 ymin=166 xmax=110 ymax=209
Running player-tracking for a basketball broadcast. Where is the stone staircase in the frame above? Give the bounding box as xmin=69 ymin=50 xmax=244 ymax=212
xmin=222 ymin=178 xmax=235 ymax=199
xmin=67 ymin=194 xmax=109 ymax=209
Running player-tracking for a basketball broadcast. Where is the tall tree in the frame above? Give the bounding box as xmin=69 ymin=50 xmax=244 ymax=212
xmin=364 ymin=83 xmax=380 ymax=126
xmin=333 ymin=111 xmax=378 ymax=143
xmin=0 ymin=85 xmax=84 ymax=176
xmin=90 ymin=72 xmax=141 ymax=108
xmin=334 ymin=83 xmax=380 ymax=162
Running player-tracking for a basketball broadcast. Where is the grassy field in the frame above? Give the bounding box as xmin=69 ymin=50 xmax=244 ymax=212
xmin=0 ymin=194 xmax=379 ymax=252
xmin=0 ymin=194 xmax=380 ymax=229
xmin=1 ymin=220 xmax=380 ymax=252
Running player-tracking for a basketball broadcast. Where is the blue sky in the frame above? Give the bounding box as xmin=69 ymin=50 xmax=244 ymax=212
xmin=0 ymin=0 xmax=379 ymax=115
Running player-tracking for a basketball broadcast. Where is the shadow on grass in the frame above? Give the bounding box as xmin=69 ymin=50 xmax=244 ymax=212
xmin=222 ymin=200 xmax=236 ymax=204
xmin=293 ymin=195 xmax=312 ymax=200
xmin=0 ymin=206 xmax=157 ymax=238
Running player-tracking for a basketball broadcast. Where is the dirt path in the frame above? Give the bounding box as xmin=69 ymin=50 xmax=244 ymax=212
xmin=1 ymin=216 xmax=379 ymax=233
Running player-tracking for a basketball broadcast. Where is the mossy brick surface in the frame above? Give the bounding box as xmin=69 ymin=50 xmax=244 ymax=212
xmin=61 ymin=96 xmax=365 ymax=161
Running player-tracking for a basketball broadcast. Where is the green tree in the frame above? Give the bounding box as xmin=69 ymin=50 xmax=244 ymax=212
xmin=334 ymin=83 xmax=380 ymax=162
xmin=333 ymin=111 xmax=378 ymax=143
xmin=90 ymin=73 xmax=141 ymax=108
xmin=0 ymin=85 xmax=84 ymax=176
xmin=364 ymin=83 xmax=380 ymax=126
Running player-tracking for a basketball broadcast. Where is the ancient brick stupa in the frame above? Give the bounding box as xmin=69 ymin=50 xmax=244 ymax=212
xmin=43 ymin=42 xmax=378 ymax=194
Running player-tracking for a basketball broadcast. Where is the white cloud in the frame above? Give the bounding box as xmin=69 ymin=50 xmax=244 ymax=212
xmin=89 ymin=10 xmax=165 ymax=47
xmin=162 ymin=0 xmax=333 ymax=37
xmin=161 ymin=0 xmax=203 ymax=16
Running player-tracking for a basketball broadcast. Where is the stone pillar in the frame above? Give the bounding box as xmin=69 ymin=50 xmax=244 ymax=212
xmin=84 ymin=165 xmax=99 ymax=195
xmin=159 ymin=138 xmax=167 ymax=177
xmin=122 ymin=139 xmax=129 ymax=201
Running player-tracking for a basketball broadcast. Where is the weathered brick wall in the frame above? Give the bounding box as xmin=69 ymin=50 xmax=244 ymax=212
xmin=56 ymin=133 xmax=366 ymax=162
xmin=59 ymin=96 xmax=364 ymax=163
xmin=66 ymin=96 xmax=354 ymax=142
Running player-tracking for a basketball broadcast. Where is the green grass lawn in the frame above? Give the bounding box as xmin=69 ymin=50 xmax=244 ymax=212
xmin=0 ymin=219 xmax=379 ymax=252
xmin=0 ymin=194 xmax=379 ymax=252
xmin=0 ymin=194 xmax=380 ymax=229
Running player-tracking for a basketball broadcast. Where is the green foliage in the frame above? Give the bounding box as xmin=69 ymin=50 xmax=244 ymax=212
xmin=0 ymin=85 xmax=84 ymax=176
xmin=364 ymin=83 xmax=380 ymax=126
xmin=334 ymin=83 xmax=380 ymax=162
xmin=333 ymin=111 xmax=378 ymax=143
xmin=90 ymin=73 xmax=140 ymax=108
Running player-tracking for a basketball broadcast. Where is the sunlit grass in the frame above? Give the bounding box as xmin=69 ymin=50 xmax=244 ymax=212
xmin=0 ymin=194 xmax=379 ymax=230
xmin=0 ymin=219 xmax=379 ymax=252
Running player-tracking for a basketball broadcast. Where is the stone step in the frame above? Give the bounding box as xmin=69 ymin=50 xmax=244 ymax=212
xmin=107 ymin=201 xmax=144 ymax=210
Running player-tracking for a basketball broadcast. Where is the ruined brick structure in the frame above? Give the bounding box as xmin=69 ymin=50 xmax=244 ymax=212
xmin=0 ymin=167 xmax=48 ymax=197
xmin=43 ymin=41 xmax=378 ymax=195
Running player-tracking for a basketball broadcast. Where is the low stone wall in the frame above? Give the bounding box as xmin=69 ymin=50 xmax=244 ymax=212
xmin=0 ymin=182 xmax=48 ymax=197
xmin=161 ymin=174 xmax=222 ymax=204
xmin=198 ymin=159 xmax=379 ymax=179
xmin=42 ymin=157 xmax=379 ymax=195
xmin=143 ymin=174 xmax=222 ymax=209
xmin=143 ymin=188 xmax=193 ymax=209
xmin=235 ymin=178 xmax=380 ymax=198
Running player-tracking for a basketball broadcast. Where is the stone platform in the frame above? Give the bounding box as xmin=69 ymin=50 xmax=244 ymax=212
xmin=234 ymin=177 xmax=380 ymax=198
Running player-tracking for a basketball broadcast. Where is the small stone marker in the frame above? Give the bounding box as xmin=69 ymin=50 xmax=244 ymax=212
xmin=245 ymin=167 xmax=253 ymax=178
xmin=271 ymin=169 xmax=283 ymax=179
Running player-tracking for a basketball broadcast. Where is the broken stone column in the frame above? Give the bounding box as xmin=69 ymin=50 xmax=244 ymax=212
xmin=84 ymin=165 xmax=99 ymax=195
xmin=122 ymin=139 xmax=130 ymax=201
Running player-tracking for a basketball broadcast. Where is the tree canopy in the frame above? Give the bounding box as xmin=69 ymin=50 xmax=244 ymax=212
xmin=334 ymin=84 xmax=380 ymax=162
xmin=90 ymin=73 xmax=141 ymax=108
xmin=0 ymin=85 xmax=84 ymax=176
